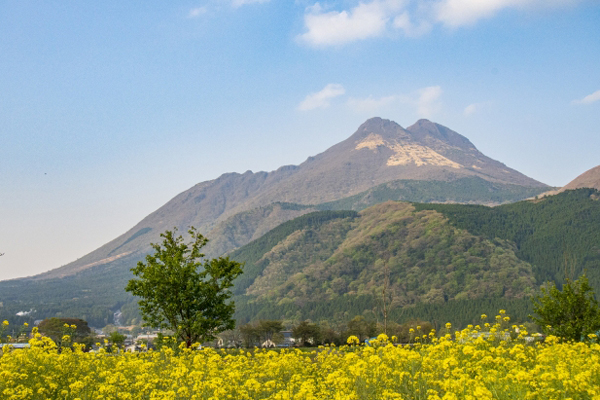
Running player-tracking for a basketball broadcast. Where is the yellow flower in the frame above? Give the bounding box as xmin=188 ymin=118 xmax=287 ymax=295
xmin=346 ymin=335 xmax=359 ymax=345
xmin=445 ymin=322 xmax=452 ymax=329
xmin=2 ymin=320 xmax=8 ymax=326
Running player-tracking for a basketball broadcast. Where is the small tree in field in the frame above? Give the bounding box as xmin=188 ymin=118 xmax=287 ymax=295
xmin=531 ymin=274 xmax=600 ymax=341
xmin=125 ymin=227 xmax=243 ymax=347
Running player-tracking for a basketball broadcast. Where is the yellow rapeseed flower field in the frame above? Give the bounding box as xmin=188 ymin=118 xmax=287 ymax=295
xmin=1 ymin=316 xmax=600 ymax=400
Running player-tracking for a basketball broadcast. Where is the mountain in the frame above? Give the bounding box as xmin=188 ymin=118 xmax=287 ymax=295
xmin=0 ymin=117 xmax=551 ymax=327
xmin=230 ymin=189 xmax=600 ymax=325
xmin=562 ymin=165 xmax=600 ymax=191
xmin=33 ymin=117 xmax=547 ymax=281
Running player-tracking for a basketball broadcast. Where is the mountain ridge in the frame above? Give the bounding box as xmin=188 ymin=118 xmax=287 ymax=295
xmin=20 ymin=117 xmax=547 ymax=282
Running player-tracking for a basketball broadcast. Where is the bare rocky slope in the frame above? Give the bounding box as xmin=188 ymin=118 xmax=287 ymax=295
xmin=31 ymin=117 xmax=547 ymax=280
xmin=562 ymin=165 xmax=600 ymax=191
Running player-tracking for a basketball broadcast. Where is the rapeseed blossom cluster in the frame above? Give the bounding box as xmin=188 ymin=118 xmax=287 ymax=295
xmin=1 ymin=315 xmax=600 ymax=400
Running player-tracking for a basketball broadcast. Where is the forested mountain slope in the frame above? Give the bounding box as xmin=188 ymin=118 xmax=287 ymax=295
xmin=230 ymin=189 xmax=600 ymax=326
xmin=414 ymin=188 xmax=600 ymax=290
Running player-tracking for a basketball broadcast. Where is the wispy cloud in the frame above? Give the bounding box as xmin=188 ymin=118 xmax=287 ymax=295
xmin=298 ymin=0 xmax=580 ymax=47
xmin=463 ymin=101 xmax=492 ymax=116
xmin=415 ymin=86 xmax=442 ymax=118
xmin=188 ymin=6 xmax=208 ymax=18
xmin=347 ymin=95 xmax=398 ymax=112
xmin=572 ymin=90 xmax=600 ymax=105
xmin=346 ymin=86 xmax=443 ymax=118
xmin=298 ymin=84 xmax=346 ymax=111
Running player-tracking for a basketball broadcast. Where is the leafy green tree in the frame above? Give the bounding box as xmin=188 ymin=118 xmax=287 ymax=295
xmin=102 ymin=324 xmax=118 ymax=335
xmin=109 ymin=331 xmax=126 ymax=349
xmin=125 ymin=227 xmax=243 ymax=347
xmin=37 ymin=317 xmax=93 ymax=349
xmin=292 ymin=321 xmax=321 ymax=346
xmin=257 ymin=320 xmax=284 ymax=342
xmin=346 ymin=316 xmax=377 ymax=342
xmin=239 ymin=323 xmax=260 ymax=348
xmin=531 ymin=274 xmax=600 ymax=341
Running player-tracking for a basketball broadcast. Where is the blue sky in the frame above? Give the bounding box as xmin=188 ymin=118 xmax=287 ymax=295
xmin=1 ymin=0 xmax=599 ymax=280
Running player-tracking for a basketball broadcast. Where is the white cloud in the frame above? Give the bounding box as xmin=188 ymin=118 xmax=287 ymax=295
xmin=572 ymin=90 xmax=600 ymax=105
xmin=298 ymin=0 xmax=581 ymax=46
xmin=434 ymin=0 xmax=580 ymax=27
xmin=298 ymin=1 xmax=406 ymax=46
xmin=434 ymin=0 xmax=520 ymax=27
xmin=415 ymin=86 xmax=442 ymax=118
xmin=232 ymin=0 xmax=270 ymax=8
xmin=188 ymin=7 xmax=208 ymax=18
xmin=298 ymin=84 xmax=346 ymax=111
xmin=392 ymin=11 xmax=431 ymax=36
xmin=347 ymin=95 xmax=398 ymax=112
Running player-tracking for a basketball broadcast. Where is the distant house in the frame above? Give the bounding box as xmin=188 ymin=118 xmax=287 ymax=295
xmin=134 ymin=333 xmax=159 ymax=343
xmin=281 ymin=331 xmax=296 ymax=348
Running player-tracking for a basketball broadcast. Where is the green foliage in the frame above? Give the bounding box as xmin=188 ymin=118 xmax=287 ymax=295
xmin=414 ymin=188 xmax=600 ymax=293
xmin=232 ymin=202 xmax=535 ymax=324
xmin=292 ymin=321 xmax=321 ymax=346
xmin=531 ymin=274 xmax=600 ymax=341
xmin=108 ymin=330 xmax=127 ymax=348
xmin=239 ymin=322 xmax=261 ymax=348
xmin=345 ymin=316 xmax=377 ymax=341
xmin=238 ymin=319 xmax=284 ymax=347
xmin=386 ymin=320 xmax=434 ymax=343
xmin=0 ymin=250 xmax=146 ymax=327
xmin=230 ymin=210 xmax=358 ymax=295
xmin=37 ymin=317 xmax=93 ymax=349
xmin=257 ymin=320 xmax=284 ymax=342
xmin=125 ymin=227 xmax=243 ymax=347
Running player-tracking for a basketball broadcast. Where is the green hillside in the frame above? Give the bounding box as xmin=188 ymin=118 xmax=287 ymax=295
xmin=231 ymin=202 xmax=536 ymax=325
xmin=231 ymin=189 xmax=600 ymax=326
xmin=414 ymin=188 xmax=600 ymax=290
xmin=0 ymin=252 xmax=143 ymax=327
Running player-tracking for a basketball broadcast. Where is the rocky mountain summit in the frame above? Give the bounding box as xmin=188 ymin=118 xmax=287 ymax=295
xmin=29 ymin=117 xmax=547 ymax=281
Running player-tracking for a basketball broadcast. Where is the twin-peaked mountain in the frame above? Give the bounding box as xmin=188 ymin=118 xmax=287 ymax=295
xmin=37 ymin=118 xmax=546 ymax=280
xmin=0 ymin=117 xmax=554 ymax=327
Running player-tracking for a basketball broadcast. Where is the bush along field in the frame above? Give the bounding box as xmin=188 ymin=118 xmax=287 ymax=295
xmin=1 ymin=313 xmax=600 ymax=400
